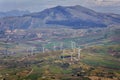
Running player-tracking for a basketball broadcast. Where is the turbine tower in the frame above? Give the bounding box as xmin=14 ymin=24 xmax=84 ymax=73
xmin=78 ymin=47 xmax=82 ymax=60
xmin=73 ymin=42 xmax=76 ymax=53
xmin=71 ymin=41 xmax=76 ymax=61
xmin=71 ymin=41 xmax=74 ymax=49
xmin=53 ymin=43 xmax=56 ymax=51
xmin=31 ymin=47 xmax=35 ymax=54
xmin=42 ymin=46 xmax=45 ymax=53
xmin=60 ymin=42 xmax=63 ymax=50
xmin=71 ymin=41 xmax=76 ymax=49
xmin=62 ymin=49 xmax=65 ymax=60
xmin=70 ymin=52 xmax=73 ymax=61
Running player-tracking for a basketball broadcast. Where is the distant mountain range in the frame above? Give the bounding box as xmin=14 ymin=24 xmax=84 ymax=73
xmin=0 ymin=10 xmax=30 ymax=18
xmin=0 ymin=5 xmax=120 ymax=30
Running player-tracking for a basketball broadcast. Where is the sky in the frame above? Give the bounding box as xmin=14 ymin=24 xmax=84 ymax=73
xmin=0 ymin=0 xmax=120 ymax=14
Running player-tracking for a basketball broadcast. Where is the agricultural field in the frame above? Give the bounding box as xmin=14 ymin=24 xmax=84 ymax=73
xmin=0 ymin=44 xmax=120 ymax=80
xmin=0 ymin=26 xmax=120 ymax=80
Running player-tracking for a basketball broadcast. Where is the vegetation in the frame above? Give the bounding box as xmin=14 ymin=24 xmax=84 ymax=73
xmin=0 ymin=26 xmax=120 ymax=80
xmin=0 ymin=44 xmax=120 ymax=80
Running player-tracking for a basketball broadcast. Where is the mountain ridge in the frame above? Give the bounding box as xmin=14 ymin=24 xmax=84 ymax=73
xmin=0 ymin=5 xmax=120 ymax=30
xmin=0 ymin=10 xmax=30 ymax=18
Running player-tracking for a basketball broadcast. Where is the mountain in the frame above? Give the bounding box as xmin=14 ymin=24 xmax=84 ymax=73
xmin=0 ymin=10 xmax=30 ymax=18
xmin=0 ymin=5 xmax=120 ymax=30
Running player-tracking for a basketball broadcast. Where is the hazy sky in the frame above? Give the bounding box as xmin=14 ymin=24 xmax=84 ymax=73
xmin=0 ymin=0 xmax=120 ymax=14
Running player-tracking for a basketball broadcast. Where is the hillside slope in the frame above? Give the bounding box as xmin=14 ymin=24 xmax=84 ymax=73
xmin=0 ymin=5 xmax=120 ymax=30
